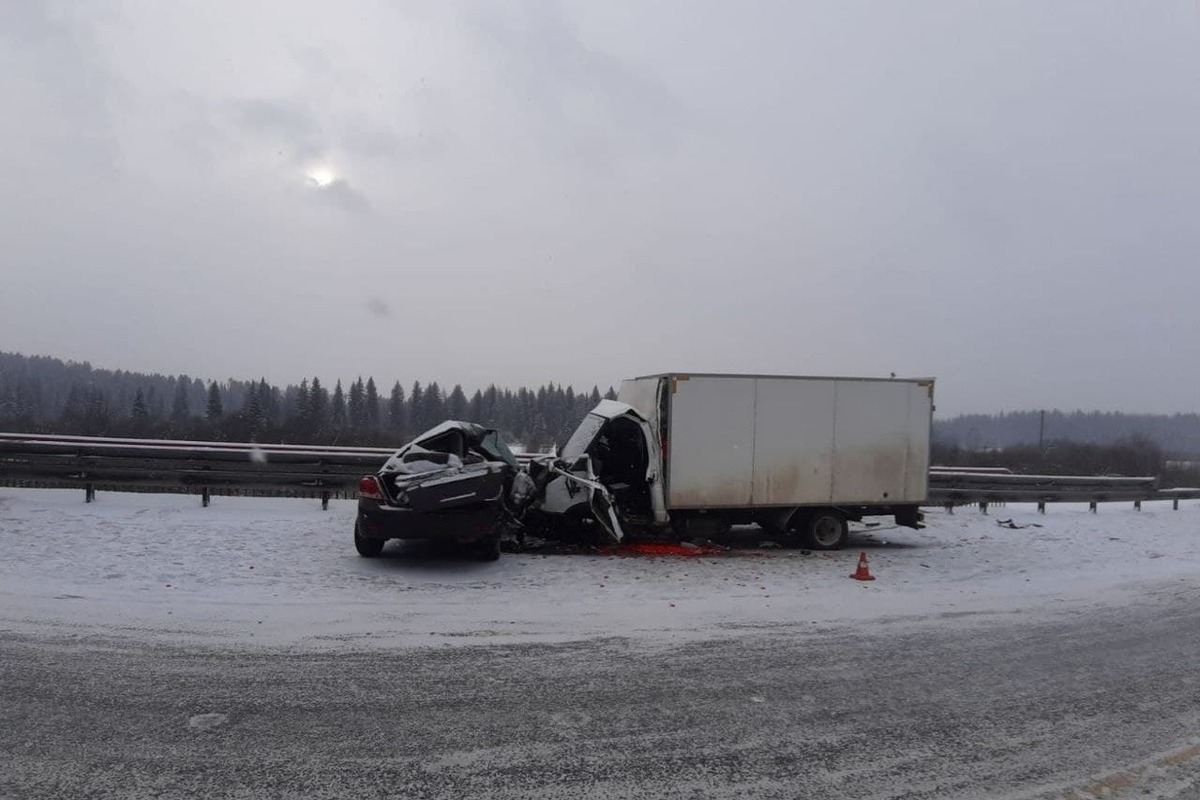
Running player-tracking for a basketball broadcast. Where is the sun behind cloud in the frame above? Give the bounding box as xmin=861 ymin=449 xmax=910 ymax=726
xmin=304 ymin=164 xmax=337 ymax=188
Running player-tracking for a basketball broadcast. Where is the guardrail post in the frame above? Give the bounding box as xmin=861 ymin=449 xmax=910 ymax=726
xmin=1037 ymin=501 xmax=1045 ymax=514
xmin=1134 ymin=500 xmax=1141 ymax=511
xmin=1089 ymin=501 xmax=1097 ymax=513
xmin=321 ymin=491 xmax=330 ymax=511
xmin=85 ymin=483 xmax=95 ymax=503
xmin=1174 ymin=498 xmax=1180 ymax=511
xmin=978 ymin=501 xmax=988 ymax=514
xmin=201 ymin=487 xmax=210 ymax=508
xmin=943 ymin=501 xmax=954 ymax=514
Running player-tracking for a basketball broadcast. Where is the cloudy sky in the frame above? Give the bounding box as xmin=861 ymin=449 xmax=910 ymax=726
xmin=1 ymin=1 xmax=1197 ymax=416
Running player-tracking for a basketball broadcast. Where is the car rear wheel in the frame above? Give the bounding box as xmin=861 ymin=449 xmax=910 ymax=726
xmin=354 ymin=520 xmax=385 ymax=557
xmin=472 ymin=532 xmax=502 ymax=562
xmin=802 ymin=511 xmax=848 ymax=550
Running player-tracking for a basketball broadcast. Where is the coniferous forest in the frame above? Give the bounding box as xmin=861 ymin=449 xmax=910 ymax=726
xmin=2 ymin=352 xmax=1199 ymax=459
xmin=0 ymin=352 xmax=616 ymax=449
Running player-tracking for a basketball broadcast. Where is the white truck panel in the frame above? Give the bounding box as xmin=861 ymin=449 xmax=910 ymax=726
xmin=830 ymin=379 xmax=914 ymax=503
xmin=666 ymin=377 xmax=756 ymax=507
xmin=620 ymin=374 xmax=932 ymax=510
xmin=905 ymin=382 xmax=934 ymax=499
xmin=752 ymin=378 xmax=836 ymax=505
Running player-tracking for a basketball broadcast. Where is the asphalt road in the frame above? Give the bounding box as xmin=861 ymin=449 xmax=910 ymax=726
xmin=3 ymin=587 xmax=1200 ymax=800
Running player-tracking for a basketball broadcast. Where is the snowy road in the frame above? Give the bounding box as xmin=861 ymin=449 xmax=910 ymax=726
xmin=2 ymin=489 xmax=1200 ymax=798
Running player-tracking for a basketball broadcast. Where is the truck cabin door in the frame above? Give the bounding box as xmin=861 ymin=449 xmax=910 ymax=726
xmin=636 ymin=416 xmax=668 ymax=524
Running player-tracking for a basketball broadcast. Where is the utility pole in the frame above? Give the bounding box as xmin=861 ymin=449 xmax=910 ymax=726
xmin=1038 ymin=410 xmax=1046 ymax=453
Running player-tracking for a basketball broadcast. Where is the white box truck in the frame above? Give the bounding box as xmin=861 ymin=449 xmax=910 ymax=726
xmin=541 ymin=373 xmax=934 ymax=549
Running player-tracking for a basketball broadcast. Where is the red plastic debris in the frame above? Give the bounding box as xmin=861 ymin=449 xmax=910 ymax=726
xmin=600 ymin=542 xmax=728 ymax=558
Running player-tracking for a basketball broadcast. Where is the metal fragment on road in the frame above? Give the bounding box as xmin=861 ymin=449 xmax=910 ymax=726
xmin=188 ymin=713 xmax=228 ymax=731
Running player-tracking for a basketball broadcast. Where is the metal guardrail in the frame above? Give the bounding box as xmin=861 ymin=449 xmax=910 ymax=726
xmin=0 ymin=433 xmax=396 ymax=507
xmin=927 ymin=469 xmax=1200 ymax=510
xmin=2 ymin=433 xmax=1199 ymax=510
xmin=929 ymin=466 xmax=1014 ymax=476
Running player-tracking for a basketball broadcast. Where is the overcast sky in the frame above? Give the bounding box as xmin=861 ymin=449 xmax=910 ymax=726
xmin=2 ymin=1 xmax=1197 ymax=416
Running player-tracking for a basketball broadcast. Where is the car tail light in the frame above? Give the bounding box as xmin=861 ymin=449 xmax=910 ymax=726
xmin=358 ymin=475 xmax=384 ymax=501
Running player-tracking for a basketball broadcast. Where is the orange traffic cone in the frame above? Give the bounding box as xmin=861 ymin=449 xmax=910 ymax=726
xmin=850 ymin=552 xmax=875 ymax=581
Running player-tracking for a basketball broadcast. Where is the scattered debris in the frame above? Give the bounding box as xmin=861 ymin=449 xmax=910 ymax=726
xmin=996 ymin=519 xmax=1044 ymax=530
xmin=188 ymin=713 xmax=228 ymax=731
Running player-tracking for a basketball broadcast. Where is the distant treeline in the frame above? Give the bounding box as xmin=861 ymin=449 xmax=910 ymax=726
xmin=934 ymin=410 xmax=1200 ymax=457
xmin=933 ymin=410 xmax=1200 ymax=486
xmin=5 ymin=351 xmax=1199 ymax=462
xmin=0 ymin=352 xmax=616 ymax=449
xmin=932 ymin=436 xmax=1200 ymax=488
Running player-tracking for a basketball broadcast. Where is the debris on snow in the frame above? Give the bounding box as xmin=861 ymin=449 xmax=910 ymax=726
xmin=997 ymin=519 xmax=1044 ymax=530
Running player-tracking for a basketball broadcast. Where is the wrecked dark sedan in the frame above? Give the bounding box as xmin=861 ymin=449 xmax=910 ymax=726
xmin=354 ymin=421 xmax=526 ymax=561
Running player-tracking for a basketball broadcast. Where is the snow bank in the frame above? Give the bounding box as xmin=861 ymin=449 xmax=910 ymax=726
xmin=1 ymin=488 xmax=1198 ymax=651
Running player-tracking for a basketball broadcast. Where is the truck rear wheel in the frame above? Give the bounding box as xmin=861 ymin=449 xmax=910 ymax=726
xmin=802 ymin=511 xmax=848 ymax=550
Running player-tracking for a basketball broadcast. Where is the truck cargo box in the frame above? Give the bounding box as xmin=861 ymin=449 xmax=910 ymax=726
xmin=617 ymin=374 xmax=933 ymax=510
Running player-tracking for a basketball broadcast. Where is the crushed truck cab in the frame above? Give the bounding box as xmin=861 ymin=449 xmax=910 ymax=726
xmin=533 ymin=400 xmax=668 ymax=542
xmin=544 ymin=373 xmax=934 ymax=549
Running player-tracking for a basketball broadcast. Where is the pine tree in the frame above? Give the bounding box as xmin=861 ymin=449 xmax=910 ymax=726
xmin=309 ymin=377 xmax=329 ymax=439
xmin=501 ymin=389 xmax=516 ymax=432
xmin=447 ymin=384 xmax=468 ymax=420
xmin=331 ymin=380 xmax=347 ymax=431
xmin=422 ymin=382 xmax=444 ymax=431
xmin=409 ymin=381 xmax=424 ymax=432
xmin=348 ymin=377 xmax=366 ymax=430
xmin=294 ymin=379 xmax=311 ymax=426
xmin=387 ymin=381 xmax=406 ymax=439
xmin=171 ymin=378 xmax=191 ymax=420
xmin=483 ymin=385 xmax=499 ymax=426
xmin=131 ymin=388 xmax=149 ymax=421
xmin=257 ymin=378 xmax=277 ymax=426
xmin=242 ymin=383 xmax=264 ymax=436
xmin=517 ymin=388 xmax=536 ymax=442
xmin=469 ymin=389 xmax=484 ymax=422
xmin=364 ymin=377 xmax=380 ymax=431
xmin=206 ymin=381 xmax=223 ymax=420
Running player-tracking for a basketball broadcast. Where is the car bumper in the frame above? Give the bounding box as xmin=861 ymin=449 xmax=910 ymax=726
xmin=357 ymin=499 xmax=501 ymax=543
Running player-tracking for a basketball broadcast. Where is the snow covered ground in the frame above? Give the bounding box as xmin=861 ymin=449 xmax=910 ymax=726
xmin=1 ymin=487 xmax=1198 ymax=650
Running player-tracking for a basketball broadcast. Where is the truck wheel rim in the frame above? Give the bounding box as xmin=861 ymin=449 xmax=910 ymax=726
xmin=813 ymin=517 xmax=842 ymax=546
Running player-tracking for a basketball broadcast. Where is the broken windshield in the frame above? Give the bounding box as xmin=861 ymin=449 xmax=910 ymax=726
xmin=561 ymin=413 xmax=606 ymax=461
